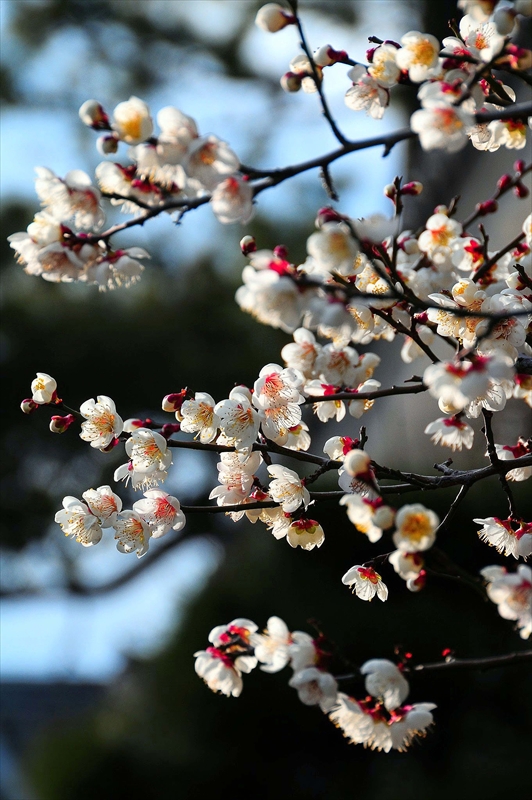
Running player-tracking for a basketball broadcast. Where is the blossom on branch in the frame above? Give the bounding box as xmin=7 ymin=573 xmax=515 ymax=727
xmin=79 ymin=395 xmax=123 ymax=449
xmin=474 ymin=516 xmax=532 ymax=559
xmin=341 ymin=565 xmax=389 ymax=601
xmin=54 ymin=496 xmax=103 ymax=547
xmin=481 ymin=564 xmax=532 ymax=639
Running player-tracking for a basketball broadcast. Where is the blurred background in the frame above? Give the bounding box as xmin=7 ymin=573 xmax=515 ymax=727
xmin=1 ymin=1 xmax=531 ymax=798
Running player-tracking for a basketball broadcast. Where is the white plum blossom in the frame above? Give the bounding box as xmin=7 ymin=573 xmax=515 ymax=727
xmin=180 ymin=392 xmax=220 ymax=443
xmin=474 ymin=516 xmax=532 ymax=559
xmin=281 ymin=328 xmax=322 ymax=378
xmin=340 ymin=494 xmax=395 ymax=543
xmin=133 ymin=490 xmax=186 ymax=538
xmin=79 ymin=395 xmax=123 ymax=449
xmin=423 ymin=354 xmax=514 ymax=413
xmin=360 ymin=659 xmax=410 ymax=711
xmin=393 ymin=503 xmax=439 ymax=552
xmin=418 ymin=213 xmax=462 ymax=266
xmin=209 ymin=450 xmax=262 ymax=508
xmin=286 ymin=518 xmax=325 ymax=550
xmin=114 ymin=428 xmax=173 ymax=490
xmin=54 ymin=496 xmax=103 ymax=547
xmin=267 ymin=464 xmax=310 ymax=513
xmin=34 ymin=167 xmax=105 ymax=230
xmin=289 ymin=668 xmax=338 ymax=712
xmin=494 ymin=442 xmax=532 ymax=481
xmin=251 ymin=616 xmax=292 ymax=673
xmin=306 ymin=223 xmax=359 ymax=278
xmin=193 ymin=649 xmax=245 ymax=697
xmin=389 ymin=550 xmax=425 ymax=582
xmin=211 ymin=176 xmax=254 ymax=224
xmin=344 ymin=66 xmax=389 ymax=119
xmin=82 ymin=485 xmax=122 ymax=527
xmin=31 ymin=372 xmax=57 ymax=405
xmin=411 ymin=105 xmax=474 ymax=153
xmin=111 ymin=96 xmax=153 ymax=144
xmin=314 ymin=343 xmax=360 ymax=387
xmin=84 ymin=246 xmax=148 ymax=290
xmin=342 ymin=565 xmax=389 ymax=601
xmin=185 ymin=135 xmax=240 ymax=190
xmin=304 ymin=381 xmax=346 ymax=422
xmin=236 ymin=266 xmax=303 ymax=333
xmin=481 ymin=565 xmax=532 ymax=639
xmin=368 ymin=43 xmax=401 ymax=88
xmin=374 ymin=704 xmax=437 ymax=752
xmin=459 ymin=15 xmax=506 ymax=62
xmin=194 ymin=619 xmax=258 ymax=696
xmin=424 ymin=416 xmax=475 ymax=450
xmin=215 ymin=387 xmax=261 ymax=450
xmin=114 ymin=510 xmax=151 ymax=557
xmin=395 ymin=31 xmax=441 ymax=82
xmin=255 ymin=3 xmax=295 ymax=32
xmin=253 ymin=363 xmax=305 ymax=409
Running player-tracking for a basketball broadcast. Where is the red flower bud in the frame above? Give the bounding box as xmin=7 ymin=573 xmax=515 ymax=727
xmin=49 ymin=414 xmax=76 ymax=434
xmin=475 ymin=199 xmax=498 ymax=216
xmin=496 ymin=174 xmax=513 ymax=191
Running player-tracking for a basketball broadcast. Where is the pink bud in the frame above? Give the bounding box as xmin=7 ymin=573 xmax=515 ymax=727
xmin=475 ymin=199 xmax=498 ymax=215
xmin=313 ymin=45 xmax=348 ymax=67
xmin=280 ymin=72 xmax=302 ymax=93
xmin=78 ymin=99 xmax=110 ymax=130
xmin=162 ymin=391 xmax=188 ymax=413
xmin=384 ymin=183 xmax=396 ymax=199
xmin=497 ymin=174 xmax=513 ymax=191
xmin=273 ymin=244 xmax=289 ymax=259
xmin=240 ymin=235 xmax=257 ymax=256
xmin=49 ymin=414 xmax=76 ymax=434
xmin=514 ymin=182 xmax=529 ymax=199
xmin=161 ymin=423 xmax=180 ymax=439
xmin=514 ymin=160 xmax=525 ymax=174
xmin=401 ymin=181 xmax=423 ymax=196
xmin=21 ymin=398 xmax=39 ymax=414
xmin=315 ymin=206 xmax=344 ymax=227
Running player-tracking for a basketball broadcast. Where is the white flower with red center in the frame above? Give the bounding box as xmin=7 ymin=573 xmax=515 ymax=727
xmin=354 ymin=264 xmax=395 ymax=307
xmin=323 ymin=435 xmax=358 ymax=461
xmin=306 ymin=223 xmax=359 ymax=278
xmin=286 ymin=518 xmax=325 ymax=551
xmin=329 ymin=693 xmax=376 ymax=745
xmin=8 ymin=211 xmax=62 ymax=270
xmin=481 ymin=565 xmax=532 ymax=639
xmin=133 ymin=490 xmax=185 ymax=538
xmin=34 ymin=167 xmax=105 ymax=231
xmin=255 ymin=3 xmax=295 ymax=32
xmin=180 ymin=392 xmax=219 ymax=444
xmin=344 ymin=66 xmax=390 ymax=119
xmin=376 ymin=703 xmax=437 ymax=752
xmin=395 ymin=31 xmax=441 ymax=82
xmin=250 ymin=616 xmax=291 ymax=673
xmin=418 ymin=213 xmax=462 ymax=267
xmin=389 ymin=550 xmax=425 ymax=582
xmin=314 ymin=343 xmax=360 ymax=387
xmin=79 ymin=395 xmax=123 ymax=449
xmin=54 ymin=496 xmax=103 ymax=547
xmin=342 ymin=565 xmax=388 ymax=601
xmin=114 ymin=510 xmax=151 ymax=557
xmin=361 ymin=659 xmax=410 ymax=711
xmin=185 ymin=135 xmax=240 ymax=190
xmin=304 ymin=381 xmax=345 ymax=422
xmin=279 ymin=422 xmax=312 ymax=451
xmin=488 ymin=119 xmax=528 ymax=150
xmin=85 ymin=246 xmax=148 ymax=291
xmin=340 ymin=495 xmax=395 ymax=543
xmin=424 ymin=415 xmax=474 ymax=450
xmin=459 ymin=15 xmax=506 ymax=62
xmin=474 ymin=516 xmax=532 ymax=559
xmin=111 ymin=96 xmax=153 ymax=145
xmin=267 ymin=464 xmax=310 ymax=513
xmin=411 ymin=104 xmax=474 ymax=153
xmin=114 ymin=428 xmax=173 ymax=490
xmin=423 ymin=354 xmax=514 ymax=413
xmin=281 ymin=328 xmax=322 ymax=378
xmin=347 ymin=379 xmax=381 ymax=419
xmin=31 ymin=372 xmax=57 ymax=405
xmin=494 ymin=441 xmax=532 ymax=482
xmin=211 ymin=175 xmax=254 ymax=225
xmin=368 ymin=43 xmax=401 ymax=88
xmin=289 ymin=668 xmax=338 ymax=712
xmin=393 ymin=503 xmax=439 ymax=552
xmin=156 ymin=105 xmax=198 ymax=152
xmin=260 ymin=403 xmax=305 ymax=441
xmin=82 ymin=485 xmax=122 ymax=527
xmin=215 ymin=387 xmax=260 ymax=450
xmin=513 ymin=373 xmax=532 ymax=408
xmin=253 ymin=363 xmax=305 ymax=409
xmin=235 ymin=266 xmax=303 ymax=333
xmin=209 ymin=450 xmax=262 ymax=507
xmin=417 ymin=74 xmax=472 ymax=107
xmin=193 ymin=648 xmax=245 ymax=697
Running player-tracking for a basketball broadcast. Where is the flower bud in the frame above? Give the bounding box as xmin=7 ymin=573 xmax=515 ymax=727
xmin=514 ymin=159 xmax=526 ymax=174
xmin=514 ymin=182 xmax=529 ymax=199
xmin=344 ymin=449 xmax=371 ymax=477
xmin=123 ymin=418 xmax=145 ymax=432
xmin=407 ymin=569 xmax=426 ymax=592
xmin=31 ymin=373 xmax=57 ymax=405
xmin=161 ymin=422 xmax=181 ymax=438
xmin=240 ymin=235 xmax=257 ymax=256
xmin=384 ymin=183 xmax=396 ymax=199
xmin=96 ymin=134 xmax=119 ymax=155
xmin=281 ymin=72 xmax=302 ymax=92
xmin=401 ymin=181 xmax=423 ymax=196
xmin=273 ymin=244 xmax=289 ymax=259
xmin=255 ymin=3 xmax=295 ymax=32
xmin=79 ymin=99 xmax=110 ymax=130
xmin=497 ymin=173 xmax=513 ymax=191
xmin=475 ymin=199 xmax=498 ymax=215
xmin=49 ymin=414 xmax=76 ymax=434
xmin=20 ymin=398 xmax=39 ymax=414
xmin=315 ymin=206 xmax=345 ymax=227
xmin=162 ymin=390 xmax=188 ymax=414
xmin=313 ymin=45 xmax=348 ymax=66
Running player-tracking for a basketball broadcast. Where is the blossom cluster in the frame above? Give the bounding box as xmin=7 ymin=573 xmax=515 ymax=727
xmin=194 ymin=615 xmax=436 ymax=752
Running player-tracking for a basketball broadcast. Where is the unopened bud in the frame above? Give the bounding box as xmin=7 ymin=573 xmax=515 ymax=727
xmin=315 ymin=206 xmax=344 ymax=227
xmin=433 ymin=204 xmax=449 ymax=215
xmin=476 ymin=199 xmax=498 ymax=215
xmin=96 ymin=134 xmax=119 ymax=155
xmin=99 ymin=436 xmax=121 ymax=452
xmin=497 ymin=173 xmax=513 ymax=191
xmin=366 ymin=46 xmax=377 ymax=63
xmin=407 ymin=570 xmax=426 ymax=592
xmin=401 ymin=181 xmax=423 ymax=196
xmin=240 ymin=235 xmax=257 ymax=256
xmin=281 ymin=72 xmax=302 ymax=92
xmin=20 ymin=398 xmax=39 ymax=414
xmin=123 ymin=418 xmax=145 ymax=432
xmin=313 ymin=45 xmax=348 ymax=66
xmin=514 ymin=159 xmax=526 ymax=174
xmin=255 ymin=3 xmax=295 ymax=33
xmin=162 ymin=390 xmax=187 ymax=414
xmin=78 ymin=99 xmax=110 ymax=130
xmin=514 ymin=182 xmax=529 ymax=199
xmin=344 ymin=449 xmax=371 ymax=477
xmin=49 ymin=414 xmax=76 ymax=434
xmin=273 ymin=244 xmax=289 ymax=259
xmin=161 ymin=422 xmax=181 ymax=438
xmin=384 ymin=183 xmax=396 ymax=199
